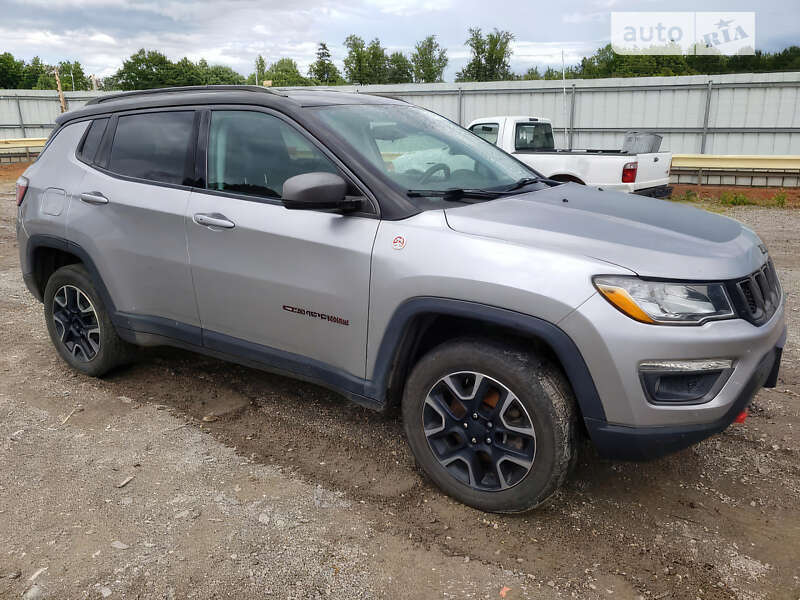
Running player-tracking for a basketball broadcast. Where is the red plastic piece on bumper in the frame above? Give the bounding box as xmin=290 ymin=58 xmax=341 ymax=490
xmin=733 ymin=410 xmax=748 ymax=424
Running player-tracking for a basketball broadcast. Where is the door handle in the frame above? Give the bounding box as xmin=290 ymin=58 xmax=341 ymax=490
xmin=80 ymin=191 xmax=108 ymax=205
xmin=193 ymin=213 xmax=235 ymax=229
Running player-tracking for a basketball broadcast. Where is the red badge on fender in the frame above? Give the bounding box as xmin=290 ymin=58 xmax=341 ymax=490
xmin=392 ymin=235 xmax=406 ymax=250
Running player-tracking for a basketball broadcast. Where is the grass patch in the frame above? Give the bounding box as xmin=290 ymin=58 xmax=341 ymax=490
xmin=771 ymin=191 xmax=787 ymax=208
xmin=669 ymin=188 xmax=794 ymax=209
xmin=718 ymin=191 xmax=754 ymax=206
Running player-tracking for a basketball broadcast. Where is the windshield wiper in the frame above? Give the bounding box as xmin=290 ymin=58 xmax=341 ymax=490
xmin=406 ymin=188 xmax=507 ymax=201
xmin=500 ymin=176 xmax=561 ymax=192
xmin=407 ymin=177 xmax=561 ymax=201
xmin=501 ymin=177 xmax=541 ymax=192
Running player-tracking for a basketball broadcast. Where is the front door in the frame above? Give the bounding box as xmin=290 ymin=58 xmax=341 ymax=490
xmin=186 ymin=109 xmax=378 ymax=380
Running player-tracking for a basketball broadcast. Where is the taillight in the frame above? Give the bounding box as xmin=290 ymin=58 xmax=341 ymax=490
xmin=15 ymin=176 xmax=29 ymax=207
xmin=621 ymin=161 xmax=638 ymax=183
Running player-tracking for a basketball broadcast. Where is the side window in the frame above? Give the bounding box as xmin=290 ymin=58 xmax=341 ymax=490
xmin=108 ymin=111 xmax=195 ymax=185
xmin=514 ymin=123 xmax=555 ymax=151
xmin=470 ymin=123 xmax=499 ymax=145
xmin=207 ymin=110 xmax=339 ymax=199
xmin=78 ymin=118 xmax=108 ymax=163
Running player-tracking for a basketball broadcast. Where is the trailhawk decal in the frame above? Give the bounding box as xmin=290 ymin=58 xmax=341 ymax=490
xmin=282 ymin=305 xmax=350 ymax=326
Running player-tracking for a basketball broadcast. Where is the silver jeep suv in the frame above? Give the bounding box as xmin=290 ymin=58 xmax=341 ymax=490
xmin=16 ymin=86 xmax=786 ymax=513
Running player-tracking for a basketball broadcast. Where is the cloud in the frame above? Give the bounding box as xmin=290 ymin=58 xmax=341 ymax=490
xmin=0 ymin=0 xmax=795 ymax=82
xmin=512 ymin=40 xmax=608 ymax=66
xmin=363 ymin=0 xmax=455 ymax=16
xmin=562 ymin=12 xmax=608 ymax=24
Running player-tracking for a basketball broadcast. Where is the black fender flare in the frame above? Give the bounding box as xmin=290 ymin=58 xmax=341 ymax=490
xmin=366 ymin=297 xmax=606 ymax=422
xmin=27 ymin=234 xmax=119 ymax=313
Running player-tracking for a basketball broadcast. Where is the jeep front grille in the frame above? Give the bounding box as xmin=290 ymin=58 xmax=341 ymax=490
xmin=727 ymin=260 xmax=781 ymax=326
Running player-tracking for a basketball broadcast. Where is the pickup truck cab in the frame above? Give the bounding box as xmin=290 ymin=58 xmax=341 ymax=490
xmin=468 ymin=116 xmax=672 ymax=197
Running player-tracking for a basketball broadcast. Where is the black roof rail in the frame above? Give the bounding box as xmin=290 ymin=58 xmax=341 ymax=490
xmin=86 ymin=85 xmax=287 ymax=105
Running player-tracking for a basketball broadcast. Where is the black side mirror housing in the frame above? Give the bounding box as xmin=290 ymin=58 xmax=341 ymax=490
xmin=281 ymin=172 xmax=360 ymax=211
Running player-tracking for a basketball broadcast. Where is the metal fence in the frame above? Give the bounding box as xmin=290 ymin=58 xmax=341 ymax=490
xmin=2 ymin=71 xmax=800 ymax=155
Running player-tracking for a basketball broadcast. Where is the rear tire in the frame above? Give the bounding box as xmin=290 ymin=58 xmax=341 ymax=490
xmin=43 ymin=264 xmax=133 ymax=377
xmin=402 ymin=338 xmax=577 ymax=513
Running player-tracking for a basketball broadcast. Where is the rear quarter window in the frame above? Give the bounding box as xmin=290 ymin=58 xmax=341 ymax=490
xmin=108 ymin=111 xmax=195 ymax=185
xmin=77 ymin=118 xmax=109 ymax=163
xmin=470 ymin=123 xmax=499 ymax=145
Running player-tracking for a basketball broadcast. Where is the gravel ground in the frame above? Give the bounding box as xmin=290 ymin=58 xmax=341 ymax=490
xmin=0 ymin=179 xmax=798 ymax=600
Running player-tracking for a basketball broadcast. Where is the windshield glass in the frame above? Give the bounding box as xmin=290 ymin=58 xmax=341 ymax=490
xmin=313 ymin=105 xmax=535 ymax=194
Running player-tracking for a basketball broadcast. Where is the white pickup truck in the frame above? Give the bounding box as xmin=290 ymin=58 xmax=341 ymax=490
xmin=467 ymin=116 xmax=672 ymax=196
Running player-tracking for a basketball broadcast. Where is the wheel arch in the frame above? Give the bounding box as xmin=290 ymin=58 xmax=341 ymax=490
xmin=26 ymin=235 xmax=117 ymax=314
xmin=548 ymin=173 xmax=585 ymax=185
xmin=368 ymin=298 xmax=606 ymax=423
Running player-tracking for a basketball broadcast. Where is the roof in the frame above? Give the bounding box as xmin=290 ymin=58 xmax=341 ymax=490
xmin=56 ymin=85 xmax=405 ymax=125
xmin=468 ymin=116 xmax=552 ymax=125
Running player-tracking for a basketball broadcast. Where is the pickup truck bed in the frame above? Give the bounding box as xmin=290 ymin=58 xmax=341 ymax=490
xmin=468 ymin=116 xmax=672 ymax=195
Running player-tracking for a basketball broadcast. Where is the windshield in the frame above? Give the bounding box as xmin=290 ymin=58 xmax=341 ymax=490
xmin=313 ymin=104 xmax=536 ymax=195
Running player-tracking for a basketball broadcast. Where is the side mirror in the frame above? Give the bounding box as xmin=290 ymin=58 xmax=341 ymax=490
xmin=281 ymin=172 xmax=360 ymax=211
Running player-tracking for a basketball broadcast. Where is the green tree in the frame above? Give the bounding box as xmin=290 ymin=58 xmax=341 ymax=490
xmin=264 ymin=58 xmax=313 ymax=86
xmin=253 ymin=55 xmax=267 ymax=85
xmin=34 ymin=72 xmax=57 ymax=89
xmin=172 ymin=57 xmax=204 ymax=86
xmin=343 ymin=35 xmax=370 ymax=84
xmin=200 ymin=62 xmax=245 ymax=85
xmin=365 ymin=38 xmax=389 ymax=84
xmin=110 ymin=50 xmax=245 ymax=89
xmin=308 ymin=43 xmax=343 ymax=85
xmin=522 ymin=66 xmax=542 ymax=80
xmin=113 ymin=49 xmax=174 ymax=90
xmin=0 ymin=52 xmax=24 ymax=88
xmin=411 ymin=35 xmax=448 ymax=82
xmin=386 ymin=52 xmax=413 ymax=83
xmin=56 ymin=61 xmax=90 ymax=91
xmin=455 ymin=28 xmax=515 ymax=82
xmin=21 ymin=56 xmax=48 ymax=89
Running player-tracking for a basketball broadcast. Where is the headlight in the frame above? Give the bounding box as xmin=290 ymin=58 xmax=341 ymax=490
xmin=593 ymin=276 xmax=734 ymax=325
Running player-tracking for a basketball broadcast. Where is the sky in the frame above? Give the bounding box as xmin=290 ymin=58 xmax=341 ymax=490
xmin=1 ymin=0 xmax=797 ymax=81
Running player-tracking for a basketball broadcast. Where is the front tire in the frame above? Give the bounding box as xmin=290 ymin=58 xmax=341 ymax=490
xmin=43 ymin=264 xmax=132 ymax=377
xmin=402 ymin=339 xmax=577 ymax=513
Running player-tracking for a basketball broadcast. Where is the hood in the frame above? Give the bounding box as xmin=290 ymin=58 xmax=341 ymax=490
xmin=444 ymin=183 xmax=766 ymax=280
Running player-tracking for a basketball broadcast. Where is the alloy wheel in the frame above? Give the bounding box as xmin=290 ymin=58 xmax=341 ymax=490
xmin=422 ymin=371 xmax=536 ymax=491
xmin=52 ymin=284 xmax=101 ymax=362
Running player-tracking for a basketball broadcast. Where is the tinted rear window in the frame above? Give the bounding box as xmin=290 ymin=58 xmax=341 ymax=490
xmin=108 ymin=111 xmax=194 ymax=185
xmin=78 ymin=118 xmax=108 ymax=163
xmin=514 ymin=122 xmax=554 ymax=151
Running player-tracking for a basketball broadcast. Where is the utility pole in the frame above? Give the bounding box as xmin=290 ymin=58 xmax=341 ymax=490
xmin=70 ymin=67 xmax=75 ymax=91
xmin=561 ymin=49 xmax=568 ymax=149
xmin=53 ymin=66 xmax=67 ymax=113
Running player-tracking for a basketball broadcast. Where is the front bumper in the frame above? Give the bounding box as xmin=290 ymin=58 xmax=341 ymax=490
xmin=560 ymin=291 xmax=786 ymax=428
xmin=584 ymin=343 xmax=782 ymax=460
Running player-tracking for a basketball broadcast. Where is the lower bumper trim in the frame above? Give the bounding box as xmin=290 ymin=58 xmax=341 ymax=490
xmin=585 ymin=345 xmax=780 ymax=461
xmin=633 ymin=185 xmax=673 ymax=198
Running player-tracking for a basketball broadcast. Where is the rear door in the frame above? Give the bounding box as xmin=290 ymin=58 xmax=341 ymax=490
xmin=67 ymin=109 xmax=201 ymax=343
xmin=186 ymin=108 xmax=379 ymax=380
